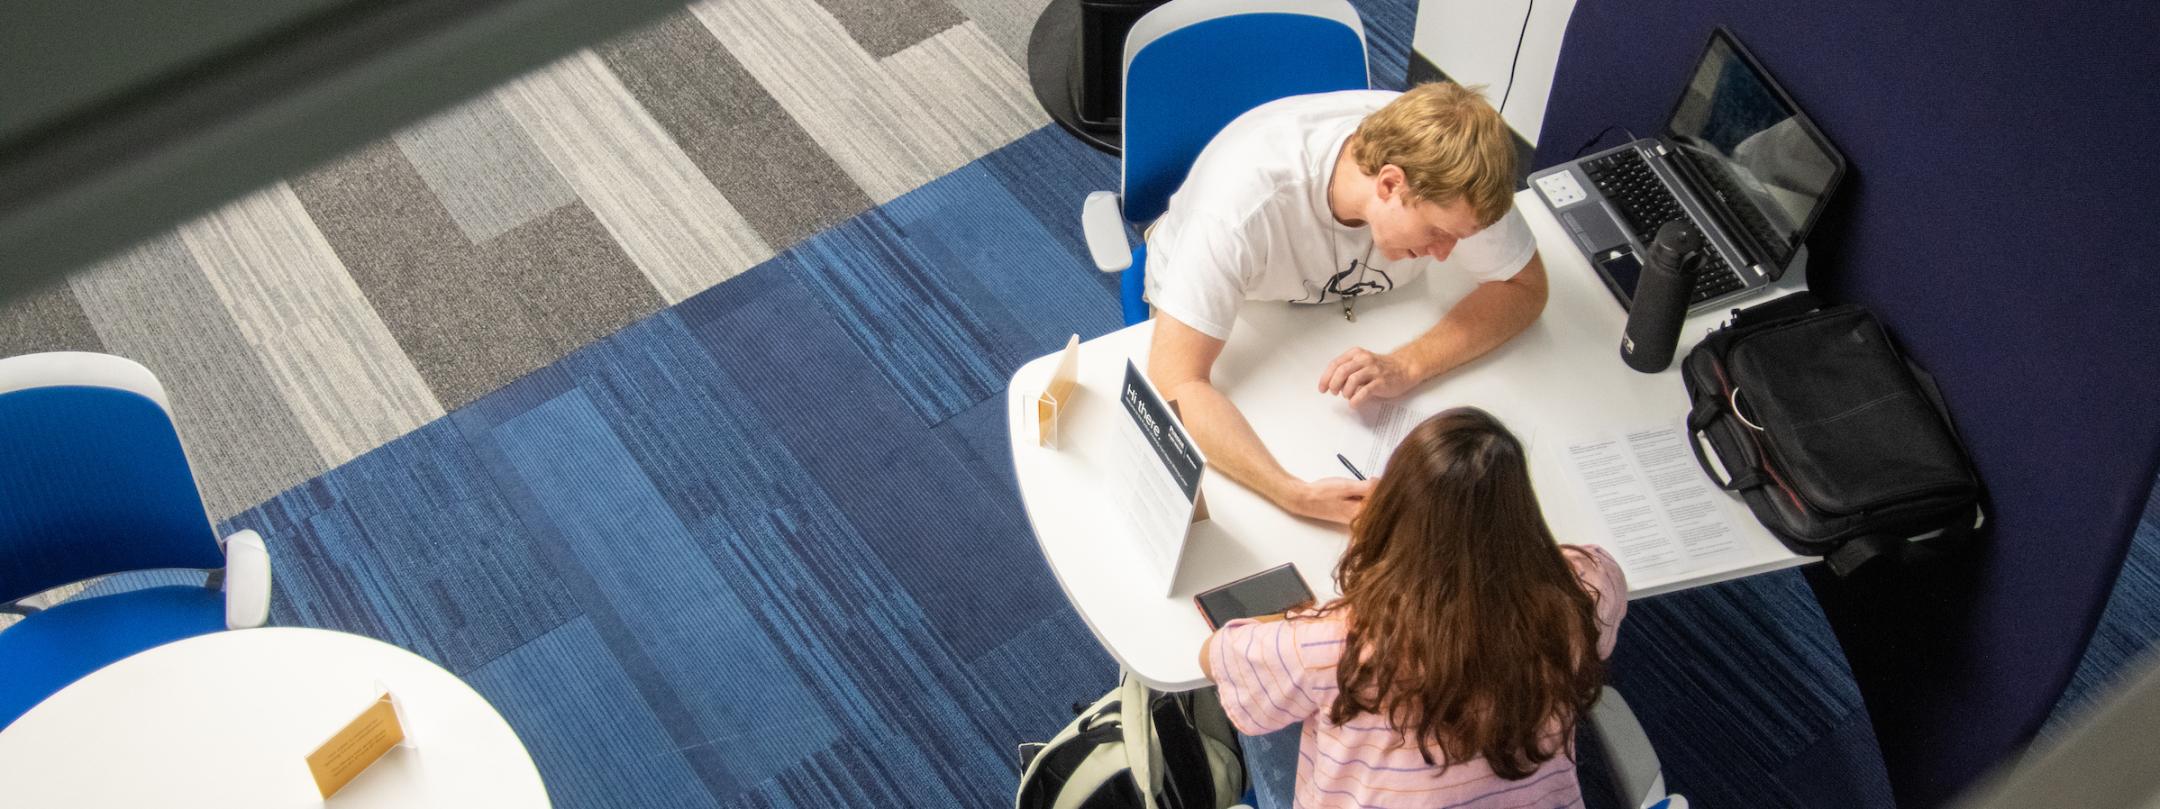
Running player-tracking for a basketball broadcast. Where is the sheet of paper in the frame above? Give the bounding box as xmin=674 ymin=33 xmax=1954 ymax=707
xmin=1360 ymin=402 xmax=1415 ymax=478
xmin=1563 ymin=424 xmax=1741 ymax=576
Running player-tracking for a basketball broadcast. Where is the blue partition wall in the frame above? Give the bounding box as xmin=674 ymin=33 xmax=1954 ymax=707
xmin=1533 ymin=3 xmax=2160 ymax=805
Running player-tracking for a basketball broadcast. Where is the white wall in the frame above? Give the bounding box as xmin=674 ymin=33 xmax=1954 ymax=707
xmin=1410 ymin=0 xmax=1575 ymax=145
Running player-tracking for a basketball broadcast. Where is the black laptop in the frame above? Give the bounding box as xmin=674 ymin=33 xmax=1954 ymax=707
xmin=1528 ymin=28 xmax=1846 ymax=312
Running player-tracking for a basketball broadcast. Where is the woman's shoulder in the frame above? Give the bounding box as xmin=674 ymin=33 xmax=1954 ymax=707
xmin=1560 ymin=544 xmax=1624 ymax=585
xmin=1284 ymin=606 xmax=1350 ymax=634
xmin=1558 ymin=544 xmax=1629 ymax=657
xmin=1276 ymin=608 xmax=1351 ymax=662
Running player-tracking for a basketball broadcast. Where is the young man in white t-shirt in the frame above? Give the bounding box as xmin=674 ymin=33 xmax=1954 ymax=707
xmin=1146 ymin=83 xmax=1546 ymax=525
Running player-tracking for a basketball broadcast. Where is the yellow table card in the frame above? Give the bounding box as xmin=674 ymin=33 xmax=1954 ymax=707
xmin=307 ymin=692 xmax=406 ymax=798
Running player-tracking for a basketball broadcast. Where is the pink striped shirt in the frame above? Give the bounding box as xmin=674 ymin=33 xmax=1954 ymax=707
xmin=1206 ymin=544 xmax=1628 ymax=809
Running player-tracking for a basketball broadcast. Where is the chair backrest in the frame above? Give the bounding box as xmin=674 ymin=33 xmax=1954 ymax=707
xmin=1120 ymin=0 xmax=1369 ymax=224
xmin=0 ymin=352 xmax=221 ymax=601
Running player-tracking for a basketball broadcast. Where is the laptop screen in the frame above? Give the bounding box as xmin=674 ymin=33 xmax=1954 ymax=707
xmin=1663 ymin=30 xmax=1843 ymax=268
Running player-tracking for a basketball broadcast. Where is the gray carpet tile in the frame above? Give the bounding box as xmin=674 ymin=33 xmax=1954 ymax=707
xmin=813 ymin=0 xmax=967 ymax=59
xmin=483 ymin=204 xmax=669 ymax=360
xmin=687 ymin=0 xmax=1045 ymax=203
xmin=495 ymin=49 xmax=773 ymax=303
xmin=943 ymin=0 xmax=1051 ymax=67
xmin=175 ymin=184 xmax=445 ymax=463
xmin=393 ymin=94 xmax=580 ymax=245
xmin=294 ymin=140 xmax=569 ymax=408
xmin=292 ymin=140 xmax=660 ymax=410
xmin=69 ymin=235 xmax=329 ymax=519
xmin=597 ymin=12 xmax=875 ymax=249
xmin=0 ymin=278 xmax=104 ymax=358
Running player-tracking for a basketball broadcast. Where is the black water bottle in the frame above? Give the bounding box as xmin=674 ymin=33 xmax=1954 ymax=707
xmin=1621 ymin=221 xmax=1704 ymax=373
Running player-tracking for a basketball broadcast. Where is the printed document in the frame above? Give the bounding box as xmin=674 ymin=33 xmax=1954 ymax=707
xmin=1562 ymin=424 xmax=1741 ymax=575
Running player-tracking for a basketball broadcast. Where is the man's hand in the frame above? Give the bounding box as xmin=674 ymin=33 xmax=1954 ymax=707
xmin=1290 ymin=476 xmax=1378 ymax=524
xmin=1319 ymin=348 xmax=1419 ymax=405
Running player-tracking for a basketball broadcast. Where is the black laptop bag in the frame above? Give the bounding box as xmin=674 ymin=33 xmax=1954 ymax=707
xmin=1681 ymin=294 xmax=1984 ymax=575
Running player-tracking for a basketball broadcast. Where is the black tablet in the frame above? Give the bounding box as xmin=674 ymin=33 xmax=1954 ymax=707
xmin=1195 ymin=563 xmax=1314 ymax=630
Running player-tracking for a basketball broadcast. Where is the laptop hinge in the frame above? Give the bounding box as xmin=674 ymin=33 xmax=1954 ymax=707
xmin=1656 ymin=141 xmax=1772 ymax=276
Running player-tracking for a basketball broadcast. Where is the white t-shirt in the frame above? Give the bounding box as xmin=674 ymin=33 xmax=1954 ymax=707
xmin=1142 ymin=90 xmax=1538 ymax=340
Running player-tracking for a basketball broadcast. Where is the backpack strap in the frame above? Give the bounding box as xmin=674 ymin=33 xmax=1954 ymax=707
xmin=1826 ymin=533 xmax=1900 ymax=577
xmin=1120 ymin=676 xmax=1162 ymax=809
xmin=1827 ymin=503 xmax=1987 ymax=577
xmin=1150 ymin=694 xmax=1217 ymax=809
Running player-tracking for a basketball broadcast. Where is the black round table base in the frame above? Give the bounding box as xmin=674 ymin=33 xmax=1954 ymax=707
xmin=1026 ymin=0 xmax=1123 ymax=156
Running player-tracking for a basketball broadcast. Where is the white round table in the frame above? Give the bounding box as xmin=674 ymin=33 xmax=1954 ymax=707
xmin=0 ymin=627 xmax=550 ymax=808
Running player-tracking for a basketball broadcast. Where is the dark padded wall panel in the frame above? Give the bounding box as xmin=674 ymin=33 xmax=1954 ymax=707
xmin=1534 ymin=2 xmax=2160 ymax=806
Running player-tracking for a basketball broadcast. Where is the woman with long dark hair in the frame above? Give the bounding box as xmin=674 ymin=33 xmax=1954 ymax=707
xmin=1202 ymin=407 xmax=1626 ymax=809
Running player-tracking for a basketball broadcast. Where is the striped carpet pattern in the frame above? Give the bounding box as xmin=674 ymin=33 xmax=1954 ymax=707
xmin=0 ymin=0 xmax=1051 ymax=521
xmin=235 ymin=126 xmax=1132 ymax=808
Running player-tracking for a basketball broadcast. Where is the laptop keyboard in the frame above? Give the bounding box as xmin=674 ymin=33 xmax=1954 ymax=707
xmin=1582 ymin=150 xmax=1746 ymax=302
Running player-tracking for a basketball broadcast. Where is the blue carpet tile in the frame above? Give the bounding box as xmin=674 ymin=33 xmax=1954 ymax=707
xmin=1600 ymin=571 xmax=1895 ymax=808
xmin=158 ymin=16 xmax=1904 ymax=805
xmin=218 ymin=127 xmax=1131 ymax=808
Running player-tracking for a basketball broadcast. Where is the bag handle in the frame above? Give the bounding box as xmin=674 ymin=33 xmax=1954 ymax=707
xmin=1689 ymin=422 xmax=1765 ymax=491
xmin=1688 ymin=423 xmax=1734 ymax=489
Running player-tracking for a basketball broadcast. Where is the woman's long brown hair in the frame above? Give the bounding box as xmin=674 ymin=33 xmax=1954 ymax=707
xmin=1320 ymin=407 xmax=1605 ymax=779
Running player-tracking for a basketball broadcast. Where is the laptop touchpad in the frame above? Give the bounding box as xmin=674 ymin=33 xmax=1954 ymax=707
xmin=1563 ymin=209 xmax=1630 ymax=252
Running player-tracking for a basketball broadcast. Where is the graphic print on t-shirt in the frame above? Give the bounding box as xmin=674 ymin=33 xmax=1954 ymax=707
xmin=1302 ymin=258 xmax=1395 ymax=304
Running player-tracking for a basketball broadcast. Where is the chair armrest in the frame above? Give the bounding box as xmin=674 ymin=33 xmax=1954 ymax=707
xmin=1587 ymin=686 xmax=1668 ymax=808
xmin=221 ymin=529 xmax=272 ymax=629
xmin=1082 ymin=191 xmax=1133 ymax=273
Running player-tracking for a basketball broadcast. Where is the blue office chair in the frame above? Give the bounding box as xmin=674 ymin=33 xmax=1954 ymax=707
xmin=1080 ymin=0 xmax=1371 ymax=325
xmin=0 ymin=351 xmax=272 ymax=729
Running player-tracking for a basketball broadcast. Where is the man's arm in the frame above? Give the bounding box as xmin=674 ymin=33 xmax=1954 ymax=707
xmin=1150 ymin=314 xmax=1375 ymax=524
xmin=1320 ymin=252 xmax=1549 ymax=405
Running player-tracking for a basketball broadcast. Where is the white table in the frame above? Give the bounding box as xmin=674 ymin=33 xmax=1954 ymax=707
xmin=1007 ymin=188 xmax=1814 ymax=691
xmin=0 ymin=627 xmax=550 ymax=808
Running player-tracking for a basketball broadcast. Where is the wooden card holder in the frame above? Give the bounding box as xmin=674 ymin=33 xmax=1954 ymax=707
xmin=1036 ymin=335 xmax=1081 ymax=448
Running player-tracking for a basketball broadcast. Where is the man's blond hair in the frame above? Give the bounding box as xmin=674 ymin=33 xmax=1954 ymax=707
xmin=1350 ymin=82 xmax=1517 ymax=227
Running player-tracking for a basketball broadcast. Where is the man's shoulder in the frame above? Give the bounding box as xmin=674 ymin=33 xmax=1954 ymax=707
xmin=1182 ymin=91 xmax=1394 ymax=193
xmin=1211 ymin=91 xmax=1392 ymax=155
xmin=1238 ymin=89 xmax=1400 ymax=120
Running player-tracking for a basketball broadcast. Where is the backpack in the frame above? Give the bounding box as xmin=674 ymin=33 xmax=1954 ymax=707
xmin=1014 ymin=674 xmax=1246 ymax=809
xmin=1680 ymin=293 xmax=1985 ymax=575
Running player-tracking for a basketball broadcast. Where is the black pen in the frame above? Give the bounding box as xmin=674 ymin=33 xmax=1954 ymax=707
xmin=1336 ymin=453 xmax=1366 ymax=481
